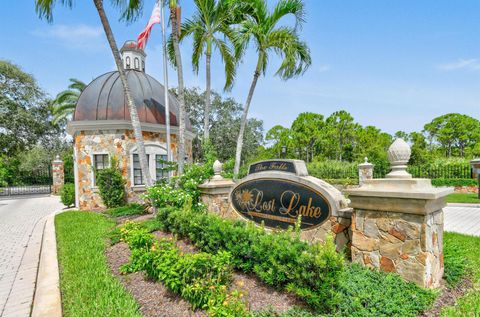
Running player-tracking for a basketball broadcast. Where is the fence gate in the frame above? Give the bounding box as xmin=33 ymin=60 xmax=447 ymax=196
xmin=0 ymin=168 xmax=52 ymax=197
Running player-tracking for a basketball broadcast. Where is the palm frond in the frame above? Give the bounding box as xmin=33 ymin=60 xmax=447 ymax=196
xmin=166 ymin=34 xmax=177 ymax=68
xmin=68 ymin=78 xmax=87 ymax=92
xmin=35 ymin=0 xmax=74 ymax=22
xmin=191 ymin=28 xmax=206 ymax=73
xmin=269 ymin=0 xmax=305 ymax=29
xmin=213 ymin=38 xmax=236 ymax=91
xmin=111 ymin=0 xmax=144 ymax=22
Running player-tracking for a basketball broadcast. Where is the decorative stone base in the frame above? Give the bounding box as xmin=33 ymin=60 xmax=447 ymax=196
xmin=346 ymin=178 xmax=452 ymax=288
xmin=199 ymin=180 xmax=352 ymax=253
xmin=351 ymin=208 xmax=443 ymax=287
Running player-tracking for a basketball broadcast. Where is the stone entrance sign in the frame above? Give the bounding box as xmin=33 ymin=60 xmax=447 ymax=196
xmin=199 ymin=159 xmax=352 ymax=250
xmin=231 ymin=178 xmax=331 ymax=230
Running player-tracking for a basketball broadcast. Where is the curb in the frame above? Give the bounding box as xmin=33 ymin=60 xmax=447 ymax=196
xmin=447 ymin=203 xmax=480 ymax=208
xmin=31 ymin=213 xmax=62 ymax=317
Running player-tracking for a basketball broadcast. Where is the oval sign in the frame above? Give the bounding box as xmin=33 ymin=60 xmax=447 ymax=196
xmin=230 ymin=178 xmax=331 ymax=231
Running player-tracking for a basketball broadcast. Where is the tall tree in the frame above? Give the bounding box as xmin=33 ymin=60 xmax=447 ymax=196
xmin=183 ymin=87 xmax=264 ymax=162
xmin=51 ymin=78 xmax=86 ymax=123
xmin=179 ymin=0 xmax=237 ymax=140
xmin=326 ymin=110 xmax=355 ymax=161
xmin=232 ymin=0 xmax=311 ymax=178
xmin=168 ymin=0 xmax=187 ymax=175
xmin=35 ymin=0 xmax=153 ymax=187
xmin=0 ymin=60 xmax=61 ymax=156
xmin=290 ymin=112 xmax=324 ymax=162
xmin=424 ymin=113 xmax=480 ymax=157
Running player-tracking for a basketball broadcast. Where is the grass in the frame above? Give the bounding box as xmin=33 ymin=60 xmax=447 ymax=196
xmin=441 ymin=232 xmax=480 ymax=316
xmin=445 ymin=193 xmax=480 ymax=204
xmin=55 ymin=211 xmax=142 ymax=317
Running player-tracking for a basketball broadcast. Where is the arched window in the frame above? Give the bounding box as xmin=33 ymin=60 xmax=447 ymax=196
xmin=125 ymin=56 xmax=131 ymax=69
xmin=134 ymin=57 xmax=139 ymax=70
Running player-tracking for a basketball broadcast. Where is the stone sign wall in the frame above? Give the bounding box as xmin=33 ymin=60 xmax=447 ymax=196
xmin=199 ymin=160 xmax=353 ymax=251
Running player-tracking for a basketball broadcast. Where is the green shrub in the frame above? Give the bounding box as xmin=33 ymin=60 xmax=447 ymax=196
xmin=308 ymin=160 xmax=358 ymax=180
xmin=105 ymin=203 xmax=146 ymax=217
xmin=333 ymin=264 xmax=436 ymax=317
xmin=96 ymin=158 xmax=126 ymax=208
xmin=60 ymin=183 xmax=75 ymax=207
xmin=155 ymin=207 xmax=345 ymax=312
xmin=323 ymin=178 xmax=359 ymax=186
xmin=431 ymin=178 xmax=477 ymax=187
xmin=120 ymin=222 xmax=248 ymax=316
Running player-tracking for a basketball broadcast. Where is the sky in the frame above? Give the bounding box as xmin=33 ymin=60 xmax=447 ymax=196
xmin=1 ymin=0 xmax=479 ymax=135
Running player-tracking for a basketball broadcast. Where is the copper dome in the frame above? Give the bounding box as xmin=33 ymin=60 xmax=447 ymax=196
xmin=73 ymin=70 xmax=191 ymax=130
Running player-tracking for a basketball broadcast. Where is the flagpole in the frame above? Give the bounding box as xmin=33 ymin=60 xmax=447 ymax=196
xmin=160 ymin=0 xmax=172 ymax=174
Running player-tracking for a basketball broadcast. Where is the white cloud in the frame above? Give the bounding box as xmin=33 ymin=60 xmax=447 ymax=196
xmin=437 ymin=58 xmax=480 ymax=71
xmin=32 ymin=24 xmax=106 ymax=52
xmin=316 ymin=64 xmax=330 ymax=73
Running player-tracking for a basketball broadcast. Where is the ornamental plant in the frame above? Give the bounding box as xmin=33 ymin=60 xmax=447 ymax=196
xmin=60 ymin=183 xmax=75 ymax=207
xmin=96 ymin=157 xmax=126 ymax=208
xmin=155 ymin=206 xmax=345 ymax=312
xmin=120 ymin=222 xmax=248 ymax=316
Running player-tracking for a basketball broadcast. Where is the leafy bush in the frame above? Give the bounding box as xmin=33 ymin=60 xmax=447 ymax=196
xmin=431 ymin=178 xmax=477 ymax=187
xmin=155 ymin=207 xmax=345 ymax=312
xmin=308 ymin=160 xmax=358 ymax=180
xmin=120 ymin=222 xmax=248 ymax=316
xmin=60 ymin=183 xmax=75 ymax=207
xmin=146 ymin=162 xmax=212 ymax=211
xmin=323 ymin=178 xmax=359 ymax=186
xmin=332 ymin=264 xmax=436 ymax=317
xmin=96 ymin=158 xmax=126 ymax=208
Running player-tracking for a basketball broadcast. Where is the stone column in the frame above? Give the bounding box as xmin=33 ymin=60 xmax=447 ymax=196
xmin=52 ymin=155 xmax=64 ymax=195
xmin=198 ymin=160 xmax=235 ymax=218
xmin=358 ymin=157 xmax=373 ymax=186
xmin=345 ymin=139 xmax=452 ymax=288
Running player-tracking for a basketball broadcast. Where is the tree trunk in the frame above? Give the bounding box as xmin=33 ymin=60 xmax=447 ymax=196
xmin=233 ymin=55 xmax=262 ymax=178
xmin=170 ymin=6 xmax=186 ymax=175
xmin=204 ymin=49 xmax=211 ymax=140
xmin=93 ymin=0 xmax=152 ymax=187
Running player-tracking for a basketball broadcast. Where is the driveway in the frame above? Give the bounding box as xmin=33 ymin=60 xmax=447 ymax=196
xmin=444 ymin=205 xmax=480 ymax=236
xmin=0 ymin=195 xmax=63 ymax=317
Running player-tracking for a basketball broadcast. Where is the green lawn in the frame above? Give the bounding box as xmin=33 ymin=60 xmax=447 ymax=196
xmin=56 ymin=211 xmax=142 ymax=317
xmin=446 ymin=193 xmax=480 ymax=204
xmin=442 ymin=232 xmax=480 ymax=316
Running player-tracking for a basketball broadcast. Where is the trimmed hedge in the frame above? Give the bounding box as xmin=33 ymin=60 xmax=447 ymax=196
xmin=431 ymin=178 xmax=478 ymax=187
xmin=155 ymin=207 xmax=345 ymax=312
xmin=60 ymin=183 xmax=75 ymax=207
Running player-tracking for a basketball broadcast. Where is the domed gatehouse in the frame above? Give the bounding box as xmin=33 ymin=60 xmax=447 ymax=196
xmin=67 ymin=40 xmax=194 ymax=210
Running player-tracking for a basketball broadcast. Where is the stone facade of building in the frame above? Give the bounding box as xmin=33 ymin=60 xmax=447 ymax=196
xmin=74 ymin=129 xmax=191 ymax=210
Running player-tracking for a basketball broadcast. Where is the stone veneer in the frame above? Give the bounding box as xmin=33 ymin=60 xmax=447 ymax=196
xmin=351 ymin=208 xmax=443 ymax=287
xmin=74 ymin=129 xmax=192 ymax=210
xmin=51 ymin=157 xmax=64 ymax=195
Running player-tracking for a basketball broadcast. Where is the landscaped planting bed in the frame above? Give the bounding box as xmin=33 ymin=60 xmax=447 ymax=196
xmin=57 ymin=206 xmax=480 ymax=316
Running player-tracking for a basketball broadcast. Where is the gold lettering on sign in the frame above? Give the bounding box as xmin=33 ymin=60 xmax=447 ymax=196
xmin=234 ymin=187 xmax=324 ymax=220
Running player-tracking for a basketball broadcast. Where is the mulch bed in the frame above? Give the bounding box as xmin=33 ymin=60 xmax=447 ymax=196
xmin=106 ymin=223 xmax=303 ymax=316
xmin=107 ymin=215 xmax=473 ymax=316
xmin=420 ymin=278 xmax=473 ymax=317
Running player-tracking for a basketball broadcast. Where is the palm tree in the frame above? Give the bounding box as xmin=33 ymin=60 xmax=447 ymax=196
xmin=35 ymin=0 xmax=153 ymax=187
xmin=179 ymin=0 xmax=237 ymax=140
xmin=51 ymin=78 xmax=86 ymax=124
xmin=232 ymin=0 xmax=311 ymax=178
xmin=168 ymin=0 xmax=187 ymax=175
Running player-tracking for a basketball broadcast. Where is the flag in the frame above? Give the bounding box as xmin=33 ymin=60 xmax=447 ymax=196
xmin=137 ymin=1 xmax=161 ymax=49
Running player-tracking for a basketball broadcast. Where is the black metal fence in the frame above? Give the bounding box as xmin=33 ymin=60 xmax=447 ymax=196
xmin=0 ymin=168 xmax=52 ymax=197
xmin=309 ymin=164 xmax=473 ymax=180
